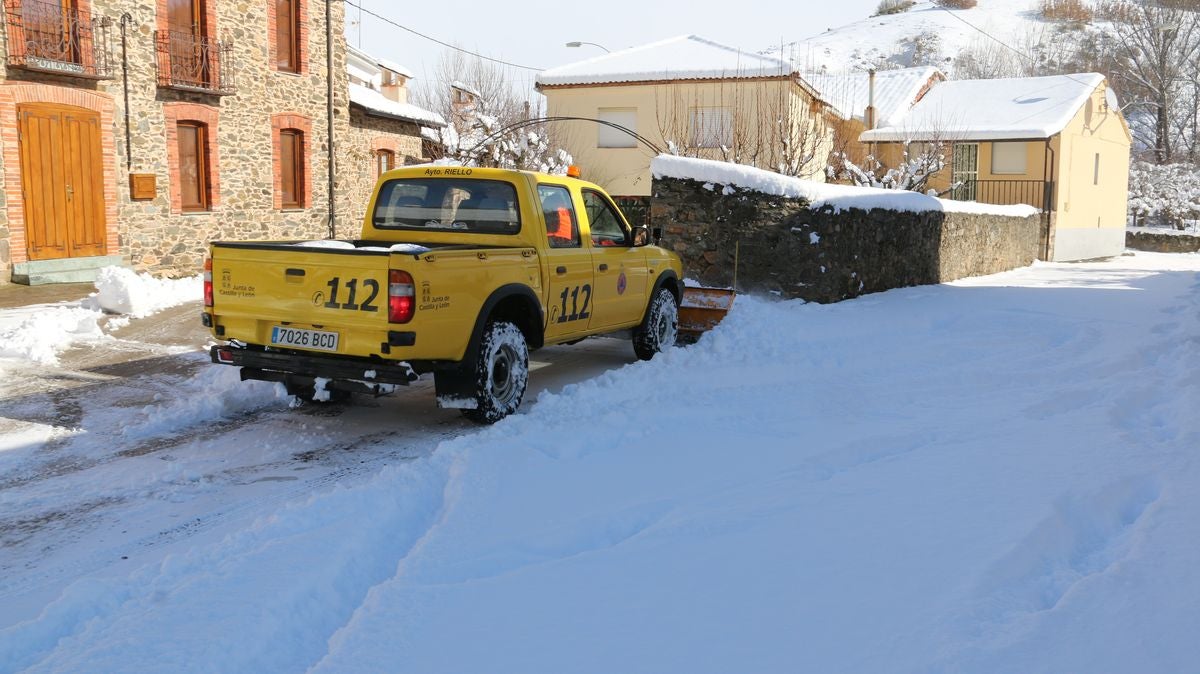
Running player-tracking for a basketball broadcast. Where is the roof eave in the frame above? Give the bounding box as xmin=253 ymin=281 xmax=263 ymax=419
xmin=350 ymin=101 xmax=447 ymax=129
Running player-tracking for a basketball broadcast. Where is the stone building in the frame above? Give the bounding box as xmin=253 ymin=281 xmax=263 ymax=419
xmin=0 ymin=0 xmax=441 ymax=284
xmin=343 ymin=43 xmax=444 ymax=226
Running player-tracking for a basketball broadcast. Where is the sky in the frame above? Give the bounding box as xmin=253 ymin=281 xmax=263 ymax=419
xmin=344 ymin=0 xmax=883 ymax=98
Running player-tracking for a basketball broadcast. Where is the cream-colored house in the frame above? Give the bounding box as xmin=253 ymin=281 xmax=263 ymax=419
xmin=860 ymin=73 xmax=1131 ymax=262
xmin=536 ymin=35 xmax=835 ymax=202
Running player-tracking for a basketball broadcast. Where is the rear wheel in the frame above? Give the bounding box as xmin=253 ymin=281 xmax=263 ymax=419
xmin=461 ymin=321 xmax=529 ymax=424
xmin=633 ymin=288 xmax=679 ymax=360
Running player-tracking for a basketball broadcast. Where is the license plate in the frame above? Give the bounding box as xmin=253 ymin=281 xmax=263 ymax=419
xmin=270 ymin=325 xmax=339 ymax=352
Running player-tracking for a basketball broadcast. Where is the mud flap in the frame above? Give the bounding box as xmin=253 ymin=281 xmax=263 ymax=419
xmin=434 ymin=368 xmax=478 ymax=410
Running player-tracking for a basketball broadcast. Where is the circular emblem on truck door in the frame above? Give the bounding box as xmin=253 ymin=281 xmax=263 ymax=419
xmin=617 ymin=272 xmax=627 ymax=295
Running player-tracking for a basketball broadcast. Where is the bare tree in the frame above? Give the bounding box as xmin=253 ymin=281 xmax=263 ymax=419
xmin=414 ymin=51 xmax=572 ymax=172
xmin=1107 ymin=2 xmax=1200 ymax=163
xmin=827 ymin=140 xmax=953 ymax=193
xmin=654 ymin=79 xmax=831 ymax=179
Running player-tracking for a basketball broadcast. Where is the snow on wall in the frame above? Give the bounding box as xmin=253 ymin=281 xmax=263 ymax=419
xmin=650 ymin=155 xmax=1040 ymax=217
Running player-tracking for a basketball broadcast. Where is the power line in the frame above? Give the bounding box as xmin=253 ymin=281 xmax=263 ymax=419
xmin=343 ymin=0 xmax=545 ymax=72
xmin=934 ymin=5 xmax=1104 ymax=89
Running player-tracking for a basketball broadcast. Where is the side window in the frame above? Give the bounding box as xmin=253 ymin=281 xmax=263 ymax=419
xmin=583 ymin=190 xmax=629 ymax=247
xmin=538 ymin=185 xmax=580 ymax=249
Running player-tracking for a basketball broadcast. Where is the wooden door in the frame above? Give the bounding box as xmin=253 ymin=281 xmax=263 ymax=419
xmin=167 ymin=0 xmax=202 ymax=35
xmin=18 ymin=103 xmax=107 ymax=261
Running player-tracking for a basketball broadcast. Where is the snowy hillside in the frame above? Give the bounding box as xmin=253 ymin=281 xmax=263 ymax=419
xmin=781 ymin=0 xmax=1088 ymax=75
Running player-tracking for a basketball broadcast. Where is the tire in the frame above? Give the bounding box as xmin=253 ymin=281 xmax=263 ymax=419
xmin=633 ymin=288 xmax=679 ymax=361
xmin=460 ymin=321 xmax=529 ymax=424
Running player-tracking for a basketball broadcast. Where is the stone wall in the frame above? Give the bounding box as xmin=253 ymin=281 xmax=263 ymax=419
xmin=653 ymin=176 xmax=1041 ymax=303
xmin=1126 ymin=229 xmax=1200 ymax=254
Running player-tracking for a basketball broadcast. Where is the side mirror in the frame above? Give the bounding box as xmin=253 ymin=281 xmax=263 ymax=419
xmin=632 ymin=225 xmax=650 ymax=247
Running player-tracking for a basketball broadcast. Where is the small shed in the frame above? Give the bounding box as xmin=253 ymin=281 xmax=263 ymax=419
xmin=860 ymin=73 xmax=1132 ymax=262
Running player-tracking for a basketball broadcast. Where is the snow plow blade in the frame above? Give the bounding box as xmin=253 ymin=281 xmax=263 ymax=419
xmin=678 ymin=286 xmax=735 ymax=341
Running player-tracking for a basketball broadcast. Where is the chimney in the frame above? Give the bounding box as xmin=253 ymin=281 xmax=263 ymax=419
xmin=381 ymin=72 xmax=408 ymax=105
xmin=864 ymin=69 xmax=877 ymax=130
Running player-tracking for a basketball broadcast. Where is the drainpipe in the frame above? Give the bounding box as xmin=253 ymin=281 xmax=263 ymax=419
xmin=1043 ymin=138 xmax=1056 ymax=261
xmin=325 ymin=0 xmax=337 ymax=239
xmin=120 ymin=13 xmax=133 ymax=172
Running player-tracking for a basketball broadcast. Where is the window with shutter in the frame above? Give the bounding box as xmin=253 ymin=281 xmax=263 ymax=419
xmin=178 ymin=121 xmax=209 ymax=211
xmin=275 ymin=0 xmax=299 ymax=72
xmin=377 ymin=149 xmax=395 ymax=177
xmin=280 ymin=129 xmax=303 ymax=209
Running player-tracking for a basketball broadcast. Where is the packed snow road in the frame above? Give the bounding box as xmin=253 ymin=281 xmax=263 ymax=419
xmin=3 ymin=251 xmax=1200 ymax=673
xmin=0 ymin=299 xmax=642 ymax=632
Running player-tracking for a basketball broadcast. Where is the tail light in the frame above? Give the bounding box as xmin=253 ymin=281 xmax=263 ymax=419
xmin=388 ymin=270 xmax=415 ymax=323
xmin=203 ymin=257 xmax=214 ymax=307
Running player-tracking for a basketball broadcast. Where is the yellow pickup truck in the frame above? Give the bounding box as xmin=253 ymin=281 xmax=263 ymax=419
xmin=203 ymin=166 xmax=684 ymax=423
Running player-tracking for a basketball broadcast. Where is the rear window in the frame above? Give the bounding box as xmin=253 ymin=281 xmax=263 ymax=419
xmin=372 ymin=178 xmax=521 ymax=235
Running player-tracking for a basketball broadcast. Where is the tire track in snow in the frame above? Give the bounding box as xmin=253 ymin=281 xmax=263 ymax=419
xmin=0 ymin=437 xmax=462 ymax=674
xmin=0 ymin=424 xmax=455 ymax=605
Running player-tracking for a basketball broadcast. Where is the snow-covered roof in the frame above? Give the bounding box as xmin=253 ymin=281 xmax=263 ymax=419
xmin=349 ymin=83 xmax=446 ymax=128
xmin=375 ymin=57 xmax=413 ymax=80
xmin=537 ymin=35 xmax=797 ymax=87
xmin=807 ymin=67 xmax=942 ymax=128
xmin=651 ymin=155 xmax=1040 ymax=217
xmin=860 ymin=73 xmax=1107 ymax=142
xmin=346 ymin=44 xmax=415 ymax=81
xmin=451 ymin=80 xmax=481 ymax=98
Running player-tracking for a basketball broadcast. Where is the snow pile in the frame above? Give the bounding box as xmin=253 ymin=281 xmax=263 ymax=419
xmin=0 ymin=306 xmax=107 ymax=365
xmin=652 ymin=154 xmax=1041 ymax=216
xmin=121 ymin=365 xmax=285 ymax=441
xmin=389 ymin=243 xmax=431 ymax=254
xmin=0 ymin=267 xmax=202 ymax=367
xmin=87 ymin=266 xmax=201 ymax=318
xmin=295 ymin=240 xmax=356 ymax=250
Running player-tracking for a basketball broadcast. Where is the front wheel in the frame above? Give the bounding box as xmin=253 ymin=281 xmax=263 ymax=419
xmin=460 ymin=321 xmax=529 ymax=424
xmin=633 ymin=288 xmax=679 ymax=361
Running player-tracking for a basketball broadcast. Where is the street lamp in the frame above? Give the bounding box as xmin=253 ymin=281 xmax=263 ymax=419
xmin=565 ymin=41 xmax=611 ymax=53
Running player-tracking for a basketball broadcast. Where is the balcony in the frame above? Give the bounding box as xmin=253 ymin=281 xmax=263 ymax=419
xmin=2 ymin=0 xmax=113 ymax=80
xmin=153 ymin=29 xmax=235 ymax=95
xmin=952 ymin=179 xmax=1055 ymax=212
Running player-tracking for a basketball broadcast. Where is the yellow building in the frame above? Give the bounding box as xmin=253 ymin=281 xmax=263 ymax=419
xmin=536 ymin=35 xmax=835 ymax=204
xmin=860 ymin=73 xmax=1131 ymax=262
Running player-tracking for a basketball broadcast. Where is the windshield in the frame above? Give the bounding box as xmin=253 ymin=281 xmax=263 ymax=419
xmin=372 ymin=178 xmax=521 ymax=234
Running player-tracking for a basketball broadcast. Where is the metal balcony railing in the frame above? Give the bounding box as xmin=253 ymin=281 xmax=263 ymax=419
xmin=2 ymin=0 xmax=113 ymax=79
xmin=951 ymin=179 xmax=1055 ymax=212
xmin=153 ymin=29 xmax=235 ymax=94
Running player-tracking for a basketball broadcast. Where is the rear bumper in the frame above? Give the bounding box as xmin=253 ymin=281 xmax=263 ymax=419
xmin=210 ymin=345 xmax=419 ymax=395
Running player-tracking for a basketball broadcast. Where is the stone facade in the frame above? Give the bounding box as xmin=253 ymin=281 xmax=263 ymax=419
xmin=341 ymin=105 xmax=424 ymax=226
xmin=653 ymin=176 xmax=1042 ymax=304
xmin=1126 ymin=229 xmax=1200 ymax=254
xmin=0 ymin=0 xmax=429 ymax=282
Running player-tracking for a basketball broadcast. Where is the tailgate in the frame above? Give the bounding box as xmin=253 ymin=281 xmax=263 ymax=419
xmin=210 ymin=242 xmax=395 ymax=358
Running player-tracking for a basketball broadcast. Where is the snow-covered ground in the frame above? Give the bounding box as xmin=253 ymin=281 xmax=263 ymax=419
xmin=3 ymin=252 xmax=1200 ymax=672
